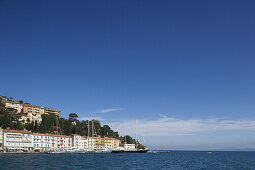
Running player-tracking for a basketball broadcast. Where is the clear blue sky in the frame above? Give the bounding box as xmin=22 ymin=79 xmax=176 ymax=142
xmin=1 ymin=0 xmax=255 ymax=150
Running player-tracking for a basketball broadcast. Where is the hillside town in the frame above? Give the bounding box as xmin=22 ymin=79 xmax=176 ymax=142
xmin=0 ymin=96 xmax=60 ymax=124
xmin=0 ymin=96 xmax=140 ymax=153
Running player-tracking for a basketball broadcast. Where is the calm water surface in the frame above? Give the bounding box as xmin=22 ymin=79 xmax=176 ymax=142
xmin=0 ymin=151 xmax=255 ymax=169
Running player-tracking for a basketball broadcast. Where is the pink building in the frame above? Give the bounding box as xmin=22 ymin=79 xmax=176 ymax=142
xmin=50 ymin=135 xmax=72 ymax=151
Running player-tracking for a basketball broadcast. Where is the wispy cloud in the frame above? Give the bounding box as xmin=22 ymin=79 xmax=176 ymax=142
xmin=79 ymin=117 xmax=105 ymax=121
xmin=96 ymin=108 xmax=123 ymax=113
xmin=108 ymin=116 xmax=255 ymax=136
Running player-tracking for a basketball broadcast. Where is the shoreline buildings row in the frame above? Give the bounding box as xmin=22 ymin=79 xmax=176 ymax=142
xmin=0 ymin=128 xmax=120 ymax=152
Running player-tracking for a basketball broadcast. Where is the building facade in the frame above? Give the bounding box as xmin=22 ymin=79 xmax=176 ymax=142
xmin=22 ymin=104 xmax=42 ymax=114
xmin=33 ymin=133 xmax=52 ymax=151
xmin=72 ymin=134 xmax=88 ymax=149
xmin=87 ymin=137 xmax=120 ymax=149
xmin=2 ymin=129 xmax=33 ymax=152
xmin=44 ymin=107 xmax=60 ymax=116
xmin=88 ymin=137 xmax=95 ymax=149
xmin=19 ymin=113 xmax=42 ymax=123
xmin=0 ymin=128 xmax=3 ymax=151
xmin=50 ymin=135 xmax=72 ymax=151
xmin=104 ymin=138 xmax=120 ymax=149
xmin=39 ymin=107 xmax=45 ymax=114
xmin=19 ymin=104 xmax=45 ymax=123
xmin=2 ymin=100 xmax=23 ymax=113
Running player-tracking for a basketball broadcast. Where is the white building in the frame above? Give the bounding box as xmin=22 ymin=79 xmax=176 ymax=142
xmin=72 ymin=134 xmax=88 ymax=150
xmin=0 ymin=128 xmax=3 ymax=151
xmin=19 ymin=113 xmax=42 ymax=124
xmin=88 ymin=137 xmax=95 ymax=150
xmin=33 ymin=133 xmax=52 ymax=151
xmin=3 ymin=129 xmax=33 ymax=152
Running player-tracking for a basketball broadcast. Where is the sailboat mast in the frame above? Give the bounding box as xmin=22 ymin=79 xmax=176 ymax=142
xmin=88 ymin=120 xmax=90 ymax=137
xmin=125 ymin=129 xmax=127 ymax=145
xmin=92 ymin=120 xmax=94 ymax=137
xmin=136 ymin=119 xmax=138 ymax=149
xmin=56 ymin=116 xmax=59 ymax=135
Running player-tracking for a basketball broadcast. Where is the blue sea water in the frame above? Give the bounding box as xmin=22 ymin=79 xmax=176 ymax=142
xmin=0 ymin=151 xmax=255 ymax=169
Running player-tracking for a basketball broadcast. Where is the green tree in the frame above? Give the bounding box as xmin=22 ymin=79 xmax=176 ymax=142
xmin=69 ymin=113 xmax=78 ymax=120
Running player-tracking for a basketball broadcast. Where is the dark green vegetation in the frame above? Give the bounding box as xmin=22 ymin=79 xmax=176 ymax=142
xmin=0 ymin=109 xmax=24 ymax=130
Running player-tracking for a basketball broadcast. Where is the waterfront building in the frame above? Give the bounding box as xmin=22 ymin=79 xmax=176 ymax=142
xmin=33 ymin=133 xmax=52 ymax=151
xmin=88 ymin=137 xmax=96 ymax=149
xmin=50 ymin=135 xmax=72 ymax=151
xmin=2 ymin=129 xmax=33 ymax=152
xmin=104 ymin=138 xmax=120 ymax=148
xmin=2 ymin=100 xmax=23 ymax=113
xmin=0 ymin=128 xmax=3 ymax=151
xmin=72 ymin=134 xmax=88 ymax=150
xmin=44 ymin=107 xmax=60 ymax=116
xmin=87 ymin=137 xmax=120 ymax=149
xmin=95 ymin=137 xmax=105 ymax=149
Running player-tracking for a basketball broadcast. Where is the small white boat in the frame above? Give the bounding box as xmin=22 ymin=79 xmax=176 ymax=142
xmin=94 ymin=148 xmax=112 ymax=153
xmin=49 ymin=147 xmax=84 ymax=154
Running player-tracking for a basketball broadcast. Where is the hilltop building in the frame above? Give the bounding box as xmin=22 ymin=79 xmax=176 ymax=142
xmin=22 ymin=104 xmax=42 ymax=114
xmin=44 ymin=107 xmax=60 ymax=116
xmin=0 ymin=96 xmax=61 ymax=124
xmin=1 ymin=100 xmax=23 ymax=113
xmin=20 ymin=105 xmax=60 ymax=123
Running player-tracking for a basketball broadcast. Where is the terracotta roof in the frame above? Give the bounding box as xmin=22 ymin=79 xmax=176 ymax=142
xmin=32 ymin=133 xmax=53 ymax=136
xmin=87 ymin=136 xmax=120 ymax=140
xmin=3 ymin=129 xmax=32 ymax=134
xmin=72 ymin=134 xmax=81 ymax=136
xmin=48 ymin=134 xmax=72 ymax=138
xmin=23 ymin=104 xmax=41 ymax=108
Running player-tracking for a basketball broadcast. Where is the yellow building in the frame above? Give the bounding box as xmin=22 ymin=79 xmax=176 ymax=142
xmin=44 ymin=107 xmax=60 ymax=116
xmin=39 ymin=107 xmax=45 ymax=114
xmin=88 ymin=137 xmax=120 ymax=149
xmin=95 ymin=137 xmax=105 ymax=149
